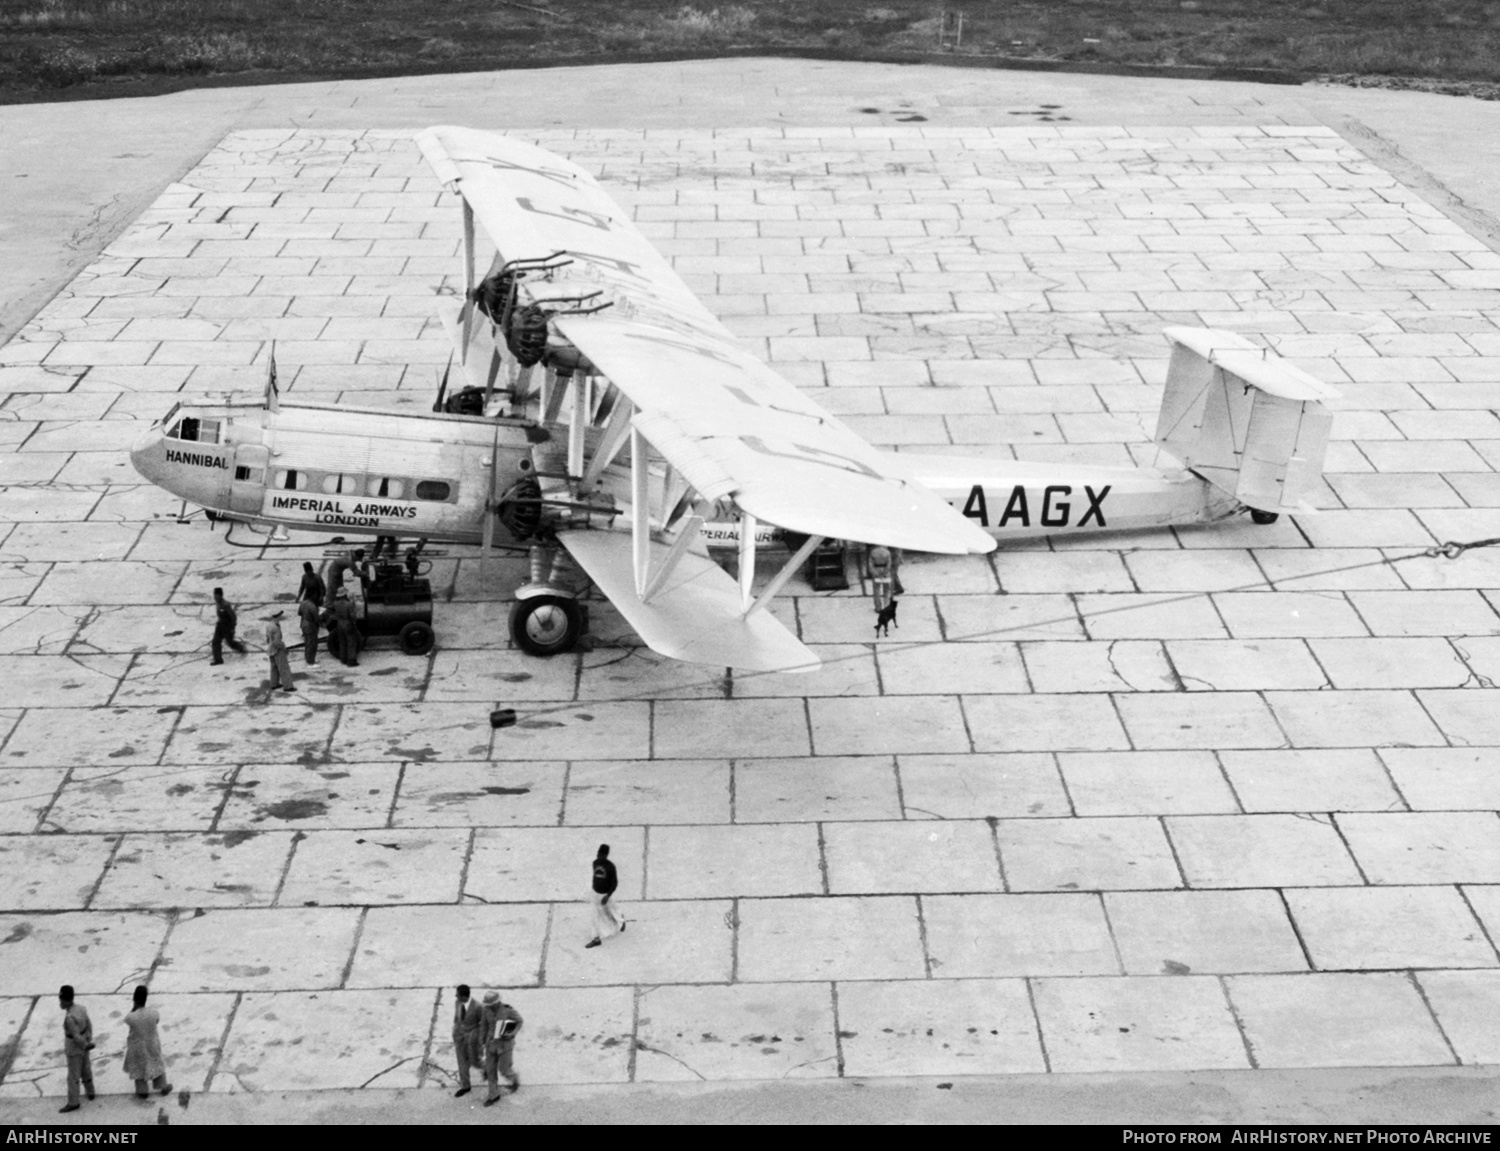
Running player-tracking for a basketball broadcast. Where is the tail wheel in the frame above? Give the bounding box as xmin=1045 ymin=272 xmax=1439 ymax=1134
xmin=509 ymin=595 xmax=582 ymax=657
xmin=1250 ymin=509 xmax=1280 ymax=525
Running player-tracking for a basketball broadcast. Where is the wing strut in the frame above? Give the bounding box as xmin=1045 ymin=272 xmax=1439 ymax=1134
xmin=568 ymin=373 xmax=591 ymax=479
xmin=630 ymin=427 xmax=651 ymax=597
xmin=628 ymin=425 xmax=707 ymax=604
xmin=582 ymin=396 xmax=635 ymax=487
xmin=642 ymin=516 xmax=704 ymax=604
xmin=738 ymin=513 xmax=757 ymax=612
xmin=747 ymin=533 xmax=824 ymax=618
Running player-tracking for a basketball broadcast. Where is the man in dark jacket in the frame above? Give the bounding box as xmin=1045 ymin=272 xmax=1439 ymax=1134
xmin=210 ymin=587 xmax=246 ymax=665
xmin=297 ymin=561 xmax=326 ymax=609
xmin=329 ymin=588 xmax=360 ymax=667
xmin=584 ymin=843 xmax=625 ymax=948
xmin=58 ymin=985 xmax=94 ymax=1113
xmin=298 ymin=596 xmax=321 ymax=665
xmin=451 ymin=984 xmax=483 ymax=1098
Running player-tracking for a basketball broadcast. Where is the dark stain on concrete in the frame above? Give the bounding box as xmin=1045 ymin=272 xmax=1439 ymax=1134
xmin=2 ymin=922 xmax=33 ymax=945
xmin=258 ymin=798 xmax=327 ymax=821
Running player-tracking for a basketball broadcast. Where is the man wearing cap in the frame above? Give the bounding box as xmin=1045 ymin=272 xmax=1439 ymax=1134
xmin=297 ymin=595 xmax=321 ymax=665
xmin=480 ymin=991 xmax=522 ymax=1105
xmin=329 ymin=588 xmax=360 ymax=667
xmin=451 ymin=984 xmax=484 ymax=1098
xmin=57 ymin=985 xmax=95 ymax=1114
xmin=265 ymin=611 xmax=296 ymax=693
xmin=584 ymin=843 xmax=626 ymax=949
xmin=210 ymin=587 xmax=246 ymax=666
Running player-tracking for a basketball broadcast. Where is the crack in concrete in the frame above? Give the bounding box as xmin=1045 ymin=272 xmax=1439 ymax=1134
xmin=631 ymin=1041 xmax=704 ymax=1080
xmin=359 ymin=1054 xmax=419 ymax=1089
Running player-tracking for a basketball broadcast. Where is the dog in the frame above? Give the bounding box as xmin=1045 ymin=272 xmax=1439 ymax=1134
xmin=874 ymin=598 xmax=899 ymax=637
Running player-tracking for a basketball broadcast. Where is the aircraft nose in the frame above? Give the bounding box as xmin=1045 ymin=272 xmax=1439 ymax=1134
xmin=129 ymin=424 xmax=163 ymax=483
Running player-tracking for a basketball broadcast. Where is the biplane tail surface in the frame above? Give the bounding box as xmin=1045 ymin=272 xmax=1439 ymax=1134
xmin=1155 ymin=327 xmax=1339 ymax=515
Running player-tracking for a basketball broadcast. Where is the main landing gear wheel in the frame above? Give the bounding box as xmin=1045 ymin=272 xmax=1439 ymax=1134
xmin=1250 ymin=509 xmax=1280 ymax=525
xmin=509 ymin=596 xmax=582 ymax=657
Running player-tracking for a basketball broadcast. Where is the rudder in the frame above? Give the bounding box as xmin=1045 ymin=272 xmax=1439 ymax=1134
xmin=1155 ymin=327 xmax=1339 ymax=515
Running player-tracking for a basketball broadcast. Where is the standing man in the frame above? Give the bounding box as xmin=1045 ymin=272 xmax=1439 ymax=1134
xmin=210 ymin=587 xmax=246 ymax=666
xmin=264 ymin=611 xmax=296 ymax=693
xmin=480 ymin=991 xmax=522 ymax=1106
xmin=451 ymin=984 xmax=483 ymax=1098
xmin=57 ymin=985 xmax=94 ymax=1114
xmin=326 ymin=548 xmax=366 ymax=600
xmin=296 ymin=561 xmax=326 ymax=610
xmin=584 ymin=843 xmax=626 ymax=949
xmin=297 ymin=595 xmax=321 ymax=665
xmin=122 ymin=985 xmax=172 ymax=1101
xmin=330 ymin=588 xmax=360 ymax=668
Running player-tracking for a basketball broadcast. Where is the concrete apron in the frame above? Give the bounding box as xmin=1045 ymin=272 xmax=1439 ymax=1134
xmin=7 ymin=1066 xmax=1500 ymax=1126
xmin=2 ymin=58 xmax=1499 ymax=346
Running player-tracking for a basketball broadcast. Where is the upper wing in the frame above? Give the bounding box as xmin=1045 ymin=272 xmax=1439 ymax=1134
xmin=417 ymin=126 xmax=994 ymax=556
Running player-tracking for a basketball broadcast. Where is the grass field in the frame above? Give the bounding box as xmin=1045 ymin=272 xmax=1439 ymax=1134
xmin=1 ymin=0 xmax=1499 ymax=103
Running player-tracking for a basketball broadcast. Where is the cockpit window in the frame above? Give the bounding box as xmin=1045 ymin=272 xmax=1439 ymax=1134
xmin=167 ymin=417 xmax=221 ymax=444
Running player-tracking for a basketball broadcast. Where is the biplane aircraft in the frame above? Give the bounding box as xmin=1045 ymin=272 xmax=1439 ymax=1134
xmin=130 ymin=126 xmax=1339 ymax=673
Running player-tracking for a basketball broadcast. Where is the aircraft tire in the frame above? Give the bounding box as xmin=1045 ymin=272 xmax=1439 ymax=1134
xmin=1250 ymin=509 xmax=1280 ymax=525
xmin=509 ymin=595 xmax=582 ymax=657
xmin=399 ymin=621 xmax=435 ymax=656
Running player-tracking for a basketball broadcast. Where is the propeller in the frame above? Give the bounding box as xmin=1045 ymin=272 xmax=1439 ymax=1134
xmin=459 ymin=198 xmax=477 ymax=364
xmin=433 ymin=356 xmax=452 ymax=414
xmin=481 ymin=421 xmax=501 ymax=576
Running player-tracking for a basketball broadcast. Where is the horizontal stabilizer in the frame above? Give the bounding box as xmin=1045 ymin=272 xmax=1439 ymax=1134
xmin=556 ymin=529 xmax=819 ymax=673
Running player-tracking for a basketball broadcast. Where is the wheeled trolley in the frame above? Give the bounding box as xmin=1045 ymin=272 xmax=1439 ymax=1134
xmin=328 ymin=562 xmax=435 ymax=656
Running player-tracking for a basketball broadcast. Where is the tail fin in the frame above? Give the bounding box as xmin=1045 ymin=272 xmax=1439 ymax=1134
xmin=1155 ymin=327 xmax=1339 ymax=515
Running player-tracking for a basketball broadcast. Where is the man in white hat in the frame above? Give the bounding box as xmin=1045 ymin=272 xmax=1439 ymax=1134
xmin=480 ymin=991 xmax=522 ymax=1106
xmin=264 ymin=611 xmax=296 ymax=694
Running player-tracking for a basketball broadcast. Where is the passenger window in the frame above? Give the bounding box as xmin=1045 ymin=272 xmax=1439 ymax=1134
xmin=368 ymin=477 xmax=405 ymax=499
xmin=234 ymin=466 xmax=263 ymax=483
xmin=415 ymin=480 xmax=451 ymax=501
xmin=322 ymin=473 xmax=361 ymax=495
xmin=274 ymin=469 xmax=306 ymax=491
